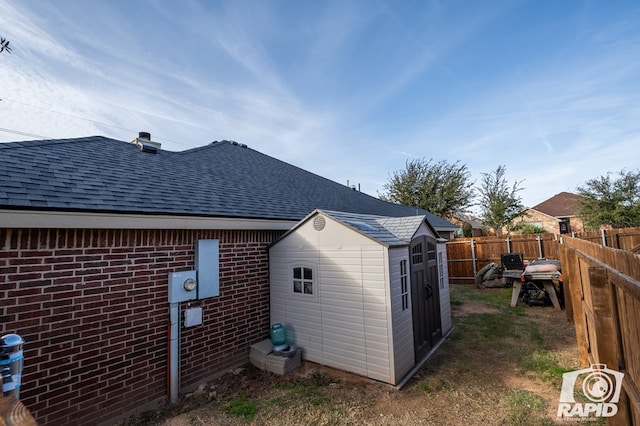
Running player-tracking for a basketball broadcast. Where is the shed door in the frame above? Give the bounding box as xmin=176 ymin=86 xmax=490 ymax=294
xmin=410 ymin=235 xmax=442 ymax=360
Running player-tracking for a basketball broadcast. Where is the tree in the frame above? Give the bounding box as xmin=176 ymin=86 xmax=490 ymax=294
xmin=577 ymin=169 xmax=640 ymax=230
xmin=462 ymin=221 xmax=473 ymax=237
xmin=379 ymin=158 xmax=474 ymax=218
xmin=476 ymin=165 xmax=525 ymax=236
xmin=0 ymin=37 xmax=11 ymax=54
xmin=512 ymin=222 xmax=546 ymax=235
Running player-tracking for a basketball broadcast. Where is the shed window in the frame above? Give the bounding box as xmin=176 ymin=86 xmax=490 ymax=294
xmin=427 ymin=241 xmax=436 ymax=261
xmin=292 ymin=266 xmax=314 ymax=295
xmin=400 ymin=259 xmax=409 ymax=311
xmin=411 ymin=243 xmax=423 ymax=265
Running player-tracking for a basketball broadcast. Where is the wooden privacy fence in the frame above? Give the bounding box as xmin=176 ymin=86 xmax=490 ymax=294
xmin=446 ymin=234 xmax=560 ymax=284
xmin=571 ymin=226 xmax=640 ymax=252
xmin=559 ymin=236 xmax=640 ymax=425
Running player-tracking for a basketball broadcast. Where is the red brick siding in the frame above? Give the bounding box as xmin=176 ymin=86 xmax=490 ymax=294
xmin=0 ymin=228 xmax=283 ymax=426
xmin=518 ymin=210 xmax=585 ymax=234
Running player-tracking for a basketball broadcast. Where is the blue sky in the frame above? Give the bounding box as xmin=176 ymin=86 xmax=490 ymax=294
xmin=1 ymin=0 xmax=639 ymax=210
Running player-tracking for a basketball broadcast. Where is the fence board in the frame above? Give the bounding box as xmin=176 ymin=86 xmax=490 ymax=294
xmin=559 ymin=244 xmax=589 ymax=365
xmin=572 ymin=227 xmax=640 ymax=250
xmin=446 ymin=234 xmax=559 ymax=284
xmin=561 ymin=236 xmax=640 ymax=424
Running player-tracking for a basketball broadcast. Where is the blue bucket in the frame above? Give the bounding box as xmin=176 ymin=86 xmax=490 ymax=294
xmin=269 ymin=323 xmax=287 ymax=346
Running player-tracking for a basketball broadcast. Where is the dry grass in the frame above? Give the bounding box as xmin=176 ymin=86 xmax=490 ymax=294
xmin=120 ymin=284 xmax=579 ymax=426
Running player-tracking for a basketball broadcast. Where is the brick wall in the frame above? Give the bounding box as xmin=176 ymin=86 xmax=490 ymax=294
xmin=520 ymin=210 xmax=585 ymax=234
xmin=0 ymin=227 xmax=283 ymax=426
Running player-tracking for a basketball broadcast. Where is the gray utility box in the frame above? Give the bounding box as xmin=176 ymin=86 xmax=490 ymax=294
xmin=168 ymin=270 xmax=198 ymax=303
xmin=167 ymin=239 xmax=220 ymax=303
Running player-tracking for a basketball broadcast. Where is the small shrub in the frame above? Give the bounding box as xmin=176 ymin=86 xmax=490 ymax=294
xmin=513 ymin=223 xmax=547 ymax=235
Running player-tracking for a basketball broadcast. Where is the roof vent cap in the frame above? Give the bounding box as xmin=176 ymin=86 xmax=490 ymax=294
xmin=226 ymin=140 xmax=248 ymax=148
xmin=132 ymin=131 xmax=161 ymax=153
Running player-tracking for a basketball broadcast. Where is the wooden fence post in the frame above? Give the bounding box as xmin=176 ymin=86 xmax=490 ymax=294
xmin=558 ymin=244 xmax=573 ymax=320
xmin=559 ymin=244 xmax=590 ymax=366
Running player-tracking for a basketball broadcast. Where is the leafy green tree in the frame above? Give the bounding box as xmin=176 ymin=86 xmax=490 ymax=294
xmin=512 ymin=222 xmax=546 ymax=235
xmin=379 ymin=158 xmax=474 ymax=219
xmin=476 ymin=165 xmax=525 ymax=236
xmin=462 ymin=221 xmax=473 ymax=237
xmin=577 ymin=169 xmax=640 ymax=230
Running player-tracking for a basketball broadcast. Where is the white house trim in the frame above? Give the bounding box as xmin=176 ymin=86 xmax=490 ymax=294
xmin=0 ymin=209 xmax=295 ymax=230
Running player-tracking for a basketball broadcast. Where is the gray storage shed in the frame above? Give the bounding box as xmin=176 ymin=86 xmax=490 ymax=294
xmin=269 ymin=209 xmax=452 ymax=386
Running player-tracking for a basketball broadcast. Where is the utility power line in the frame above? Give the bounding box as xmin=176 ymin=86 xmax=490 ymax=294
xmin=0 ymin=97 xmax=193 ymax=146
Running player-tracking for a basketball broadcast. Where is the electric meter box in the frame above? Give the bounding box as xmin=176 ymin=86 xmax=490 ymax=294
xmin=168 ymin=270 xmax=198 ymax=303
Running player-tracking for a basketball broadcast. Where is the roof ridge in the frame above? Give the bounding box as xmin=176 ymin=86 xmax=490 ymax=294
xmin=0 ymin=135 xmax=115 ymax=149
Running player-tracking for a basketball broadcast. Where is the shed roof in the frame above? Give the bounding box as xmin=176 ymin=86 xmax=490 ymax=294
xmin=376 ymin=215 xmax=428 ymax=242
xmin=0 ymin=136 xmax=456 ymax=228
xmin=275 ymin=209 xmax=438 ymax=247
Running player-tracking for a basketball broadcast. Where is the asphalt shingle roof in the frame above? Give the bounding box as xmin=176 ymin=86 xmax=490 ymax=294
xmin=0 ymin=136 xmax=455 ymax=227
xmin=531 ymin=192 xmax=585 ymax=218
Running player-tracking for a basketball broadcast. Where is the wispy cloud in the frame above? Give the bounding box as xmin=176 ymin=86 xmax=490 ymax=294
xmin=1 ymin=0 xmax=638 ymax=209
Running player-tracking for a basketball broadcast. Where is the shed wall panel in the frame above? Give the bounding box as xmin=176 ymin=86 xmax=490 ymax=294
xmin=363 ymin=290 xmax=388 ymax=304
xmin=363 ymin=338 xmax=391 ymax=351
xmin=321 ymin=353 xmax=368 ymax=376
xmin=388 ymin=247 xmax=415 ymax=382
xmin=363 ymin=318 xmax=389 ymax=330
xmin=321 ymin=315 xmax=365 ymax=332
xmin=437 ymin=243 xmax=452 ymax=334
xmin=269 ymin=242 xmax=323 ymax=361
xmin=367 ymin=350 xmax=392 ymax=364
xmin=321 ymin=341 xmax=367 ymax=362
xmin=320 ymin=333 xmax=366 ymax=353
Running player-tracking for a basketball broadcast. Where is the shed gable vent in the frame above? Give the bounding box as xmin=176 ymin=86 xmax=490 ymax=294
xmin=313 ymin=215 xmax=326 ymax=231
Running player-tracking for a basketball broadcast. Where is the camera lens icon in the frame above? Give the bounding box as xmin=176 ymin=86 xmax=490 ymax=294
xmin=582 ymin=371 xmax=615 ymax=402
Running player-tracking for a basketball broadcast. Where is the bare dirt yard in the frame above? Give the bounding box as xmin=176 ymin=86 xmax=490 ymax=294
xmin=120 ymin=284 xmax=580 ymax=426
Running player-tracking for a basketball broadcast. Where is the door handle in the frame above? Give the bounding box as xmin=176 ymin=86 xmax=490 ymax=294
xmin=424 ymin=283 xmax=433 ymax=299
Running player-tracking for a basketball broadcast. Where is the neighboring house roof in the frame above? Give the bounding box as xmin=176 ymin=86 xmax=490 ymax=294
xmin=0 ymin=136 xmax=455 ymax=229
xmin=530 ymin=192 xmax=585 ymax=218
xmin=275 ymin=209 xmax=439 ymax=248
xmin=464 ymin=216 xmax=485 ymax=229
xmin=451 ymin=215 xmax=485 ymax=229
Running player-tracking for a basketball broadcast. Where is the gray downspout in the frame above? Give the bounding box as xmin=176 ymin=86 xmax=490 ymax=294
xmin=169 ymin=302 xmax=180 ymax=403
